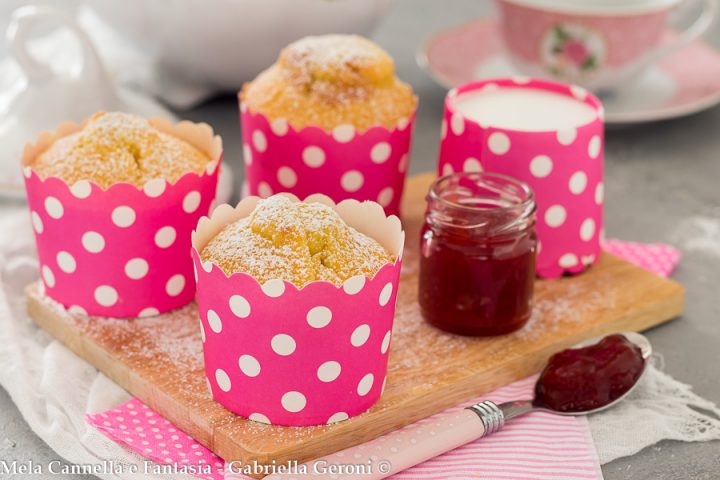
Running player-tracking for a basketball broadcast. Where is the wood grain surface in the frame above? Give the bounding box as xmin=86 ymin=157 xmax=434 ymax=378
xmin=26 ymin=173 xmax=685 ymax=477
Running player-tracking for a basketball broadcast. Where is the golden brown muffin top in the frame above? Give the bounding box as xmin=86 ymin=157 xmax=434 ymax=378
xmin=31 ymin=112 xmax=212 ymax=188
xmin=241 ymin=35 xmax=417 ymax=131
xmin=201 ymin=195 xmax=394 ymax=287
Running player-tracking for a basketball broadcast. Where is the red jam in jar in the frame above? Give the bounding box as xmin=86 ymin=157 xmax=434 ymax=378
xmin=418 ymin=172 xmax=537 ymax=336
xmin=534 ymin=334 xmax=646 ymax=412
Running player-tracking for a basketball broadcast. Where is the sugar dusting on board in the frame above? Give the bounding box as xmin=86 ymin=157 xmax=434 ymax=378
xmin=38 ymin=295 xmax=203 ymax=371
xmin=389 ymin=273 xmax=615 ymax=375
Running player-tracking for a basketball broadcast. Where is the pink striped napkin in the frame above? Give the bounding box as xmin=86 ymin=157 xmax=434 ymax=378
xmin=86 ymin=239 xmax=680 ymax=480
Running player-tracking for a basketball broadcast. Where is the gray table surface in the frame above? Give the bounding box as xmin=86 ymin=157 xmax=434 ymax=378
xmin=2 ymin=1 xmax=720 ymax=478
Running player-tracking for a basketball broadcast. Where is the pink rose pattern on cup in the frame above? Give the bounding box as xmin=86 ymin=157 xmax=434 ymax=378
xmin=437 ymin=78 xmax=604 ymax=278
xmin=541 ymin=24 xmax=606 ymax=80
xmin=563 ymin=40 xmax=589 ymax=65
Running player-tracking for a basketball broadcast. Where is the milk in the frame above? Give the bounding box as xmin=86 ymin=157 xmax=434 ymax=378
xmin=452 ymin=87 xmax=598 ymax=132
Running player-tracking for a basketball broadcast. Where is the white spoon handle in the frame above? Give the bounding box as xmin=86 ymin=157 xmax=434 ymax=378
xmin=264 ymin=402 xmax=506 ymax=480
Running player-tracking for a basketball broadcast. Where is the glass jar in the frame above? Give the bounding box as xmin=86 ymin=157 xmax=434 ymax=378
xmin=418 ymin=172 xmax=537 ymax=336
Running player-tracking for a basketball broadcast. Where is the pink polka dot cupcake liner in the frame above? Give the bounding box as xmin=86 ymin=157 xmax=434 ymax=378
xmin=191 ymin=195 xmax=404 ymax=426
xmin=438 ymin=78 xmax=604 ymax=278
xmin=239 ymin=102 xmax=415 ymax=216
xmin=22 ymin=118 xmax=222 ymax=318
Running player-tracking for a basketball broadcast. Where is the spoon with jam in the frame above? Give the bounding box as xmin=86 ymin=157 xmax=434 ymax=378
xmin=531 ymin=332 xmax=649 ymax=414
xmin=271 ymin=333 xmax=651 ymax=480
xmin=484 ymin=332 xmax=650 ymax=425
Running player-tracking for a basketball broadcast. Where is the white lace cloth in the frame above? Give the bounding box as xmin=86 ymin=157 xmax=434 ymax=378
xmin=588 ymin=355 xmax=720 ymax=464
xmin=0 ymin=209 xmax=718 ymax=479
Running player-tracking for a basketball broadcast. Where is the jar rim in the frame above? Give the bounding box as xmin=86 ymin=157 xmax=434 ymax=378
xmin=429 ymin=171 xmax=535 ymax=211
xmin=427 ymin=172 xmax=536 ymax=233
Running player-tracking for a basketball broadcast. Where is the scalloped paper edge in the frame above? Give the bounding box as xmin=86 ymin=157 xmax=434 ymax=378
xmin=21 ymin=115 xmax=223 ymax=193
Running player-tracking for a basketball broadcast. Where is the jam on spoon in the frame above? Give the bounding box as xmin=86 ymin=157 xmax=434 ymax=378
xmin=533 ymin=334 xmax=646 ymax=412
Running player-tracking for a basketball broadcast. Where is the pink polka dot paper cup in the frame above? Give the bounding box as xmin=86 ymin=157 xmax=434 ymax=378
xmin=22 ymin=118 xmax=222 ymax=318
xmin=438 ymin=78 xmax=604 ymax=278
xmin=191 ymin=195 xmax=404 ymax=426
xmin=239 ymin=103 xmax=415 ymax=216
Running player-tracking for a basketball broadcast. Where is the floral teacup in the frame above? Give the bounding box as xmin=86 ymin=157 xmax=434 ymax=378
xmin=495 ymin=0 xmax=717 ymax=91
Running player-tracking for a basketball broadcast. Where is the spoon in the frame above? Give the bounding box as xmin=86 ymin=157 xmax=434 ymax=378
xmin=263 ymin=332 xmax=651 ymax=480
xmin=516 ymin=331 xmax=651 ymax=417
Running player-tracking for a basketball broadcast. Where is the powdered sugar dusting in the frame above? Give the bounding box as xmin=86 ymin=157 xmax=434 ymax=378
xmin=31 ymin=112 xmax=211 ymax=188
xmin=201 ymin=195 xmax=393 ymax=287
xmin=281 ymin=35 xmax=391 ymax=91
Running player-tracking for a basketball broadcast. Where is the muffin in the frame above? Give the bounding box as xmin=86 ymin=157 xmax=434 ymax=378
xmin=201 ymin=195 xmax=393 ymax=286
xmin=241 ymin=35 xmax=417 ymax=131
xmin=239 ymin=35 xmax=417 ymax=216
xmin=31 ymin=112 xmax=211 ymax=188
xmin=23 ymin=112 xmax=222 ymax=318
xmin=192 ymin=194 xmax=404 ymax=426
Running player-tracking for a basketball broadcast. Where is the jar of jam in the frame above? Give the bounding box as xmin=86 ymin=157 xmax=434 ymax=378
xmin=419 ymin=172 xmax=537 ymax=336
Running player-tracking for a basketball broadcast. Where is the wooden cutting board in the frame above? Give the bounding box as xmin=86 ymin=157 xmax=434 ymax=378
xmin=26 ymin=172 xmax=684 ymax=476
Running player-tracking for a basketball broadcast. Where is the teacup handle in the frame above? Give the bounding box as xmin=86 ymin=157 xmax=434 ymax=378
xmin=6 ymin=5 xmax=115 ymax=92
xmin=642 ymin=0 xmax=718 ymax=67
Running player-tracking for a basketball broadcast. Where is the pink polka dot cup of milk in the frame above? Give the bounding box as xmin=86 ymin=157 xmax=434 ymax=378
xmin=192 ymin=195 xmax=404 ymax=426
xmin=22 ymin=119 xmax=222 ymax=318
xmin=438 ymin=78 xmax=604 ymax=278
xmin=239 ymin=102 xmax=415 ymax=216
